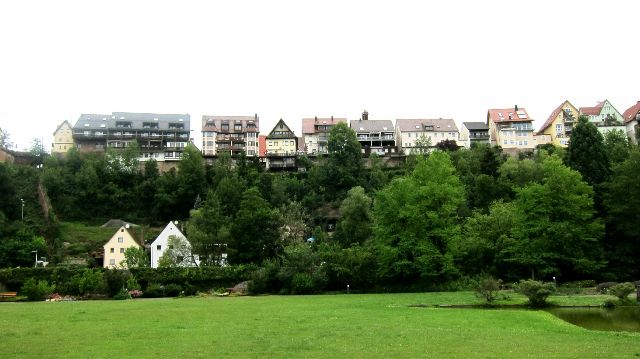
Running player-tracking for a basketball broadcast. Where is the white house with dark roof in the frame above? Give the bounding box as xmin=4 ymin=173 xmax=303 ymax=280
xmin=150 ymin=221 xmax=200 ymax=268
xmin=350 ymin=111 xmax=396 ymax=156
xmin=459 ymin=122 xmax=489 ymax=148
xmin=395 ymin=118 xmax=459 ymax=154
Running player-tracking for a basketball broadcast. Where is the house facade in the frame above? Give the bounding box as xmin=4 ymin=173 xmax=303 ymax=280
xmin=579 ymin=100 xmax=626 ymax=136
xmin=72 ymin=112 xmax=191 ymax=162
xmin=265 ymin=119 xmax=297 ymax=170
xmin=487 ymin=106 xmax=535 ymax=153
xmin=150 ymin=221 xmax=200 ymax=268
xmin=459 ymin=122 xmax=490 ymax=148
xmin=536 ymin=100 xmax=579 ymax=147
xmin=350 ymin=111 xmax=395 ymax=156
xmin=201 ymin=115 xmax=259 ymax=157
xmin=103 ymin=225 xmax=142 ymax=269
xmin=52 ymin=120 xmax=74 ymax=155
xmin=622 ymin=101 xmax=640 ymax=144
xmin=395 ymin=118 xmax=459 ymax=153
xmin=301 ymin=117 xmax=347 ymax=155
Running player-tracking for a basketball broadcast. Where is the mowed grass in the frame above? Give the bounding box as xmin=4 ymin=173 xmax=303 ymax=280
xmin=1 ymin=293 xmax=638 ymax=358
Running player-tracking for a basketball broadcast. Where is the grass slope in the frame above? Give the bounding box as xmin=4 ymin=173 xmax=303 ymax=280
xmin=1 ymin=293 xmax=638 ymax=358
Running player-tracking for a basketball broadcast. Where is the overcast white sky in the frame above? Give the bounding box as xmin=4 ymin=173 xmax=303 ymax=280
xmin=0 ymin=0 xmax=637 ymax=151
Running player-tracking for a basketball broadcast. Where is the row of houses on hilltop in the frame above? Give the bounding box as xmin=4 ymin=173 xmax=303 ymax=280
xmin=51 ymin=100 xmax=640 ymax=169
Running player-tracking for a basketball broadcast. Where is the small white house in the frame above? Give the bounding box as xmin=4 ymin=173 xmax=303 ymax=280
xmin=150 ymin=221 xmax=200 ymax=268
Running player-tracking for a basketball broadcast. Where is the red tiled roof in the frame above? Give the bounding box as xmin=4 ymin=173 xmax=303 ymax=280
xmin=579 ymin=101 xmax=604 ymax=116
xmin=487 ymin=107 xmax=532 ymax=125
xmin=536 ymin=100 xmax=576 ymax=135
xmin=301 ymin=117 xmax=347 ymax=134
xmin=622 ymin=101 xmax=640 ymax=124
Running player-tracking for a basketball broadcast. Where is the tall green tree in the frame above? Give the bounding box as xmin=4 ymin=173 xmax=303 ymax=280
xmin=334 ymin=186 xmax=373 ymax=247
xmin=501 ymin=155 xmax=604 ymax=279
xmin=228 ymin=187 xmax=280 ymax=264
xmin=566 ymin=115 xmax=611 ymax=186
xmin=175 ymin=144 xmax=206 ymax=217
xmin=603 ymin=129 xmax=631 ymax=165
xmin=373 ymin=151 xmax=464 ymax=283
xmin=602 ymin=148 xmax=640 ymax=279
xmin=186 ymin=190 xmax=230 ymax=265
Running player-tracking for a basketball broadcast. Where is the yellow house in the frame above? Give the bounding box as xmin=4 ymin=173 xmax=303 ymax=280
xmin=103 ymin=225 xmax=143 ymax=268
xmin=52 ymin=120 xmax=74 ymax=155
xmin=266 ymin=119 xmax=297 ymax=155
xmin=536 ymin=100 xmax=579 ymax=147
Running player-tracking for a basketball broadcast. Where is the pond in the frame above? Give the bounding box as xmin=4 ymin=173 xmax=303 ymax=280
xmin=547 ymin=307 xmax=640 ymax=333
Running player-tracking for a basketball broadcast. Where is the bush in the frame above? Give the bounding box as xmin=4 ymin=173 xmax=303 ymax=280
xmin=596 ymin=282 xmax=618 ymax=294
xmin=21 ymin=278 xmax=55 ymax=301
xmin=609 ymin=282 xmax=635 ymax=301
xmin=515 ymin=280 xmax=555 ymax=307
xmin=291 ymin=273 xmax=314 ymax=294
xmin=113 ymin=288 xmax=132 ymax=300
xmin=475 ymin=276 xmax=502 ymax=304
xmin=143 ymin=283 xmax=165 ymax=298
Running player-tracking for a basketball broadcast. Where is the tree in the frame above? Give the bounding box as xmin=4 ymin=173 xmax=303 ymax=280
xmin=602 ymin=148 xmax=640 ymax=279
xmin=278 ymin=201 xmax=310 ymax=247
xmin=175 ymin=143 xmax=206 ymax=217
xmin=501 ymin=155 xmax=604 ymax=279
xmin=373 ymin=151 xmax=465 ymax=283
xmin=29 ymin=138 xmax=47 ymax=168
xmin=186 ymin=190 xmax=230 ymax=265
xmin=435 ymin=139 xmax=458 ymax=152
xmin=158 ymin=235 xmax=198 ymax=267
xmin=566 ymin=115 xmax=610 ymax=186
xmin=334 ymin=186 xmax=373 ymax=247
xmin=413 ymin=135 xmax=432 ymax=156
xmin=0 ymin=127 xmax=12 ymax=150
xmin=120 ymin=247 xmax=149 ymax=268
xmin=603 ymin=129 xmax=631 ymax=165
xmin=228 ymin=187 xmax=280 ymax=264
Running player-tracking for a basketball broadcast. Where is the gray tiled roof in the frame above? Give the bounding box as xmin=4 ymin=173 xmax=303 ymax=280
xmin=74 ymin=112 xmax=191 ymax=131
xmin=201 ymin=115 xmax=259 ymax=131
xmin=396 ymin=118 xmax=459 ymax=132
xmin=462 ymin=122 xmax=489 ymax=130
xmin=350 ymin=120 xmax=394 ymax=133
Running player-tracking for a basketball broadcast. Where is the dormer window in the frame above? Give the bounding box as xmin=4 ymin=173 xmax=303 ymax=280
xmin=168 ymin=123 xmax=184 ymax=130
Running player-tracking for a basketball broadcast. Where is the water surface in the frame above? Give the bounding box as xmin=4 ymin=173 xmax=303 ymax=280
xmin=547 ymin=307 xmax=640 ymax=332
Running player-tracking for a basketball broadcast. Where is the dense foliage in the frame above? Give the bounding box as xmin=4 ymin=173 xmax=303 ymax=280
xmin=1 ymin=123 xmax=639 ymax=295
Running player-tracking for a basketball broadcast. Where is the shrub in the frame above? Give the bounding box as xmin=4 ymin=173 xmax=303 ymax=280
xmin=291 ymin=273 xmax=314 ymax=294
xmin=475 ymin=276 xmax=502 ymax=304
xmin=596 ymin=282 xmax=618 ymax=294
xmin=143 ymin=283 xmax=165 ymax=298
xmin=128 ymin=289 xmax=143 ymax=298
xmin=164 ymin=284 xmax=183 ymax=297
xmin=515 ymin=280 xmax=555 ymax=307
xmin=113 ymin=288 xmax=132 ymax=300
xmin=609 ymin=282 xmax=635 ymax=301
xmin=21 ymin=278 xmax=55 ymax=301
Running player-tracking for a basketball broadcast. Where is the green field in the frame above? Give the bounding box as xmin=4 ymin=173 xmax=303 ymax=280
xmin=1 ymin=293 xmax=638 ymax=358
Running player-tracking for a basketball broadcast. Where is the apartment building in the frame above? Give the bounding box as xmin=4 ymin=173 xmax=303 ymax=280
xmin=395 ymin=118 xmax=459 ymax=153
xmin=536 ymin=100 xmax=580 ymax=147
xmin=201 ymin=115 xmax=259 ymax=157
xmin=487 ymin=106 xmax=535 ymax=154
xmin=459 ymin=122 xmax=490 ymax=148
xmin=350 ymin=111 xmax=395 ymax=156
xmin=72 ymin=112 xmax=191 ymax=161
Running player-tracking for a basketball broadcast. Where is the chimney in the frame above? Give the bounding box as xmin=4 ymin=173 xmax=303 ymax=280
xmin=362 ymin=110 xmax=369 ymax=121
xmin=331 ymin=116 xmax=333 ymax=121
xmin=254 ymin=113 xmax=258 ymax=121
xmin=315 ymin=116 xmax=318 ymax=122
xmin=515 ymin=105 xmax=519 ymax=111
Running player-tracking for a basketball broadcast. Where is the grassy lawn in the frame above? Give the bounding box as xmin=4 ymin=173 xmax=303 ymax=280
xmin=1 ymin=293 xmax=638 ymax=358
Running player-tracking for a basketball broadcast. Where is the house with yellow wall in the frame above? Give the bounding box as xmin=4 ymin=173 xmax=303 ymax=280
xmin=487 ymin=105 xmax=535 ymax=155
xmin=52 ymin=120 xmax=74 ymax=155
xmin=266 ymin=119 xmax=297 ymax=155
xmin=536 ymin=100 xmax=579 ymax=147
xmin=103 ymin=225 xmax=143 ymax=268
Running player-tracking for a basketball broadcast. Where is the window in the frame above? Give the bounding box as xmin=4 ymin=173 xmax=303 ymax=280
xmin=503 ymin=140 xmax=508 ymax=145
xmin=118 ymin=237 xmax=124 ymax=243
xmin=110 ymin=248 xmax=115 ymax=253
xmin=274 ymin=141 xmax=278 ymax=146
xmin=157 ymin=245 xmax=161 ymax=251
xmin=109 ymin=259 xmax=115 ymax=265
xmin=120 ymin=248 xmax=125 ymax=253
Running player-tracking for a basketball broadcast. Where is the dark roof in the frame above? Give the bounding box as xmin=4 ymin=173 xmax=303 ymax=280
xmin=396 ymin=118 xmax=459 ymax=132
xmin=350 ymin=119 xmax=394 ymax=133
xmin=462 ymin=122 xmax=488 ymax=131
xmin=201 ymin=115 xmax=259 ymax=132
xmin=301 ymin=117 xmax=347 ymax=134
xmin=74 ymin=112 xmax=191 ymax=131
xmin=101 ymin=219 xmax=139 ymax=228
xmin=266 ymin=119 xmax=296 ymax=139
